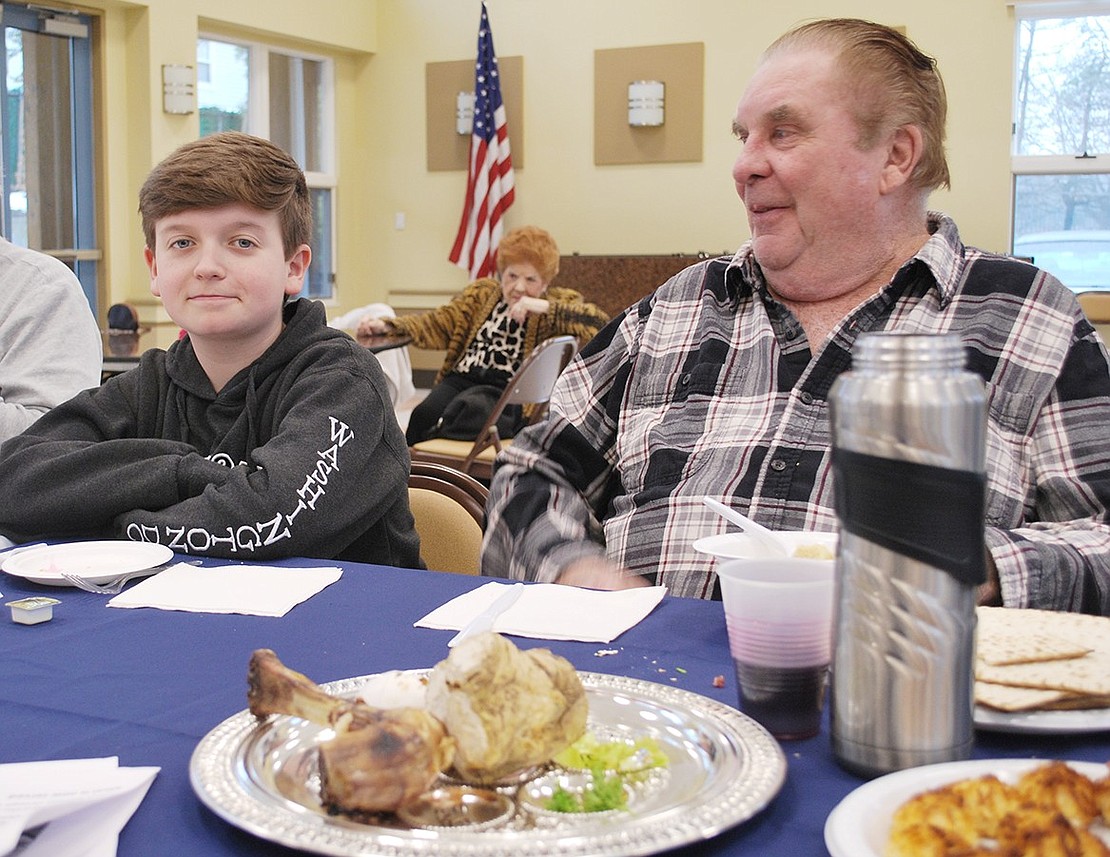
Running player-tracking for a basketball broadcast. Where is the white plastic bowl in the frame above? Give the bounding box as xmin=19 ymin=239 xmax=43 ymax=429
xmin=693 ymin=530 xmax=838 ymax=563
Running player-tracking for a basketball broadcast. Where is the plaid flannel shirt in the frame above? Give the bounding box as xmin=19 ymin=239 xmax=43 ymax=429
xmin=482 ymin=213 xmax=1110 ymax=612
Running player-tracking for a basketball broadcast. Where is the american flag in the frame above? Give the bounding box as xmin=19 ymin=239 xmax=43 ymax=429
xmin=448 ymin=2 xmax=515 ymax=279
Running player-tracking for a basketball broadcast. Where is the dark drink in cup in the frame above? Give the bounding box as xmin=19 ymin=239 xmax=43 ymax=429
xmin=714 ymin=538 xmax=837 ymax=742
xmin=734 ymin=660 xmax=829 ymax=740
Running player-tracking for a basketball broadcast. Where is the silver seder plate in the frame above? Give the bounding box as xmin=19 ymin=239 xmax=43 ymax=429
xmin=189 ymin=670 xmax=787 ymax=857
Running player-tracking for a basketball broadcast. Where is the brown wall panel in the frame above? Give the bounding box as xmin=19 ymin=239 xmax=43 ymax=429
xmin=557 ymin=252 xmax=725 ymax=318
xmin=594 ymin=43 xmax=704 ymax=166
xmin=426 ymin=55 xmax=524 ymax=171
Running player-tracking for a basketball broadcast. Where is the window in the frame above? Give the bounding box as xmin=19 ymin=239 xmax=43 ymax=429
xmin=0 ymin=5 xmax=99 ymax=314
xmin=1011 ymin=3 xmax=1110 ymax=292
xmin=197 ymin=36 xmax=336 ymax=301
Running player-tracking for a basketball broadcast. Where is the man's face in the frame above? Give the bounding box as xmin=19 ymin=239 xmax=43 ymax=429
xmin=499 ymin=261 xmax=548 ymax=305
xmin=731 ymin=48 xmax=893 ymax=298
xmin=146 ymin=203 xmax=309 ymax=349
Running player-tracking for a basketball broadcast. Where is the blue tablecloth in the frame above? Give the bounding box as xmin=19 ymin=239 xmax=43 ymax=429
xmin=1 ymin=558 xmax=1107 ymax=855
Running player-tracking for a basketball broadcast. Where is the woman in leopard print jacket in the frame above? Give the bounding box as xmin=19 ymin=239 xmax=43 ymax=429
xmin=357 ymin=226 xmax=609 ymax=445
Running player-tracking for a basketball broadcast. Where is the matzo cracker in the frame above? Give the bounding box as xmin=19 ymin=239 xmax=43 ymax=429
xmin=974 ymin=607 xmax=1110 ymax=712
xmin=975 ymin=680 xmax=1077 ymax=712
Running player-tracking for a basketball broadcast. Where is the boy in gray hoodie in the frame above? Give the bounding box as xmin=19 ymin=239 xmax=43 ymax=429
xmin=0 ymin=132 xmax=421 ymax=567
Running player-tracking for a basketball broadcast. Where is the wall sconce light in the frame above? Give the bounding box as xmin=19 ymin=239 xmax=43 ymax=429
xmin=456 ymin=91 xmax=476 ymax=135
xmin=162 ymin=64 xmax=195 ymax=115
xmin=628 ymin=80 xmax=664 ymax=127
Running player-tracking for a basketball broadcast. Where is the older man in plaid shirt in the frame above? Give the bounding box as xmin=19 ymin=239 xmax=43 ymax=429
xmin=481 ymin=19 xmax=1110 ymax=613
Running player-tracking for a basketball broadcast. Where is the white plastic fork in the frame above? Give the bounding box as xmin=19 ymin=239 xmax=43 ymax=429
xmin=61 ymin=560 xmax=200 ymax=595
xmin=61 ymin=569 xmax=159 ymax=594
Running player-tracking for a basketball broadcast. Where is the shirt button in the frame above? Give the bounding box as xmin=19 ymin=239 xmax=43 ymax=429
xmin=800 ymin=391 xmax=814 ymax=405
xmin=770 ymin=459 xmax=787 ymax=472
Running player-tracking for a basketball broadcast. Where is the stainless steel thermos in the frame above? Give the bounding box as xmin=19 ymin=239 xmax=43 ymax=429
xmin=828 ymin=332 xmax=987 ymax=778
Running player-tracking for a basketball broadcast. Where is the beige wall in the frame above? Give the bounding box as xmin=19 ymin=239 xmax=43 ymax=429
xmin=78 ymin=0 xmax=378 ymax=323
xmin=72 ymin=0 xmax=1016 ymax=325
xmin=365 ymin=1 xmax=1015 ymax=320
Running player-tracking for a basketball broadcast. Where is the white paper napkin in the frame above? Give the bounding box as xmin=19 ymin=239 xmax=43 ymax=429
xmin=0 ymin=757 xmax=158 ymax=857
xmin=415 ymin=581 xmax=667 ymax=643
xmin=106 ymin=562 xmax=342 ymax=617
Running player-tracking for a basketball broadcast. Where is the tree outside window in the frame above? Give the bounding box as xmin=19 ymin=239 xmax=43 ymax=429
xmin=1012 ymin=9 xmax=1110 ymax=292
xmin=197 ymin=36 xmax=335 ymax=301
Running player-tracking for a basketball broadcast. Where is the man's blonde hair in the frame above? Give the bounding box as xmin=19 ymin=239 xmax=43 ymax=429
xmin=139 ymin=131 xmax=312 ymax=258
xmin=765 ymin=18 xmax=950 ymax=192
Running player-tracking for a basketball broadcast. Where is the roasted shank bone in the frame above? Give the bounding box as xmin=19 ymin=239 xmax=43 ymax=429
xmin=248 ymin=647 xmax=357 ymax=725
xmin=247 ymin=649 xmax=454 ymax=814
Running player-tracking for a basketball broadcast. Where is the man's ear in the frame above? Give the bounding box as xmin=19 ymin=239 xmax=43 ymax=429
xmin=145 ymin=246 xmax=161 ymax=297
xmin=284 ymin=244 xmax=312 ymax=297
xmin=879 ymin=124 xmax=923 ymax=195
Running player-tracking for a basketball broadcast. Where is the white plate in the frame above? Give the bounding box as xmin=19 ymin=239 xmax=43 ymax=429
xmin=974 ymin=704 xmax=1110 ymax=735
xmin=1 ymin=541 xmax=174 ymax=586
xmin=824 ymin=758 xmax=1110 ymax=857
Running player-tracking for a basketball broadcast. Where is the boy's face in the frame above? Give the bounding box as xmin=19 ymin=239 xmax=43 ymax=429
xmin=145 ymin=203 xmax=310 ymax=350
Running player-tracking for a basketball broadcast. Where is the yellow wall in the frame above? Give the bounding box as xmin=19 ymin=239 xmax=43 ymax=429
xmin=368 ymin=0 xmax=1015 ymax=317
xmin=73 ymin=0 xmax=1016 ymax=324
xmin=79 ymin=0 xmax=378 ymax=322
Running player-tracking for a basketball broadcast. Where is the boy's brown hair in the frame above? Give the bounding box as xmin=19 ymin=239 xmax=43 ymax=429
xmin=138 ymin=131 xmax=312 ymax=258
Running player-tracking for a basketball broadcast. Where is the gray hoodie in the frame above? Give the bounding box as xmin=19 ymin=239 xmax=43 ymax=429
xmin=0 ymin=298 xmax=422 ymax=567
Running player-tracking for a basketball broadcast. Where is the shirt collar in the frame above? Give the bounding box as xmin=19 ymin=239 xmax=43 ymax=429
xmin=725 ymin=244 xmax=760 ymax=302
xmin=908 ymin=211 xmax=964 ymax=308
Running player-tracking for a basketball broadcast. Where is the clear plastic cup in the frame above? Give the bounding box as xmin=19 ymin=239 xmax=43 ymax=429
xmin=715 ymin=532 xmax=837 ymax=740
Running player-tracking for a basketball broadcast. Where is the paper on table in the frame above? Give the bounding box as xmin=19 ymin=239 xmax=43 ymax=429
xmin=0 ymin=757 xmax=158 ymax=857
xmin=415 ymin=581 xmax=667 ymax=643
xmin=106 ymin=562 xmax=342 ymax=617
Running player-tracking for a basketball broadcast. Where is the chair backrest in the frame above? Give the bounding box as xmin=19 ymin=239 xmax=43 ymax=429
xmin=1076 ymin=291 xmax=1110 ymax=344
xmin=409 ymin=335 xmax=579 ymax=481
xmin=463 ymin=334 xmax=577 ymax=459
xmin=409 ymin=461 xmax=488 ymax=521
xmin=407 ymin=462 xmax=489 ymax=575
xmin=502 ymin=334 xmax=579 ymax=406
xmin=1077 ymin=291 xmax=1110 ymax=323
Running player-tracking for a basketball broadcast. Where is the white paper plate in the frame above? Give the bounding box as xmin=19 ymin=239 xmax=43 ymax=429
xmin=974 ymin=704 xmax=1110 ymax=735
xmin=1 ymin=541 xmax=174 ymax=586
xmin=824 ymin=758 xmax=1110 ymax=857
